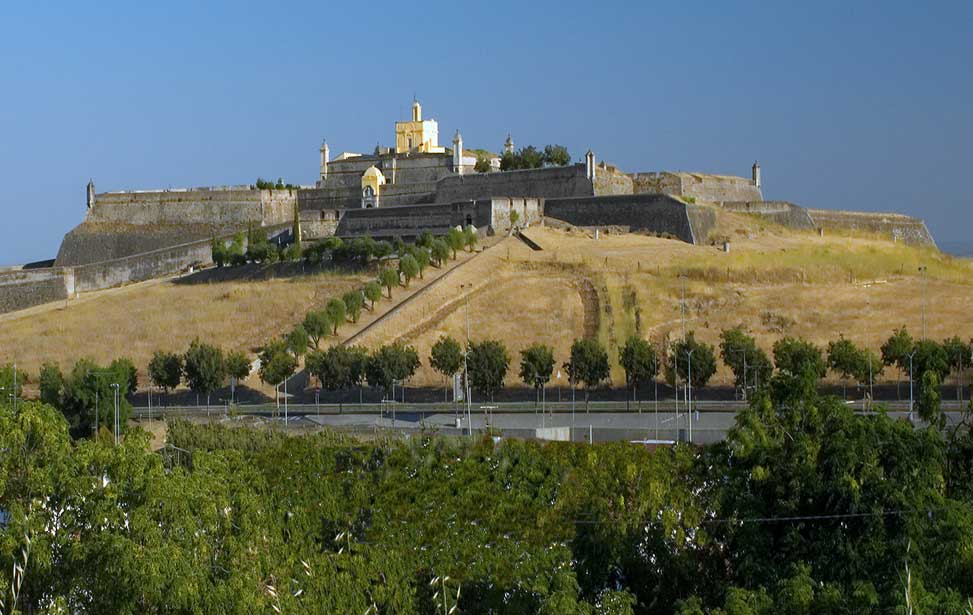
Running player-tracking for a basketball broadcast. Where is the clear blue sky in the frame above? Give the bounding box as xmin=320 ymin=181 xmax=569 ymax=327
xmin=1 ymin=1 xmax=970 ymax=265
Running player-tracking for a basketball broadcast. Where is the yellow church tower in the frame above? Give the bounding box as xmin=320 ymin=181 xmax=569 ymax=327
xmin=395 ymin=99 xmax=445 ymax=154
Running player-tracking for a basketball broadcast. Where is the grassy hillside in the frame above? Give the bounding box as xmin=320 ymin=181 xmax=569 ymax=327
xmin=2 ymin=210 xmax=971 ymax=393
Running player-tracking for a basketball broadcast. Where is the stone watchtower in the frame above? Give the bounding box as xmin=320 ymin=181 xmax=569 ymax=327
xmin=319 ymin=140 xmax=330 ymax=182
xmin=752 ymin=161 xmax=761 ymax=189
xmin=504 ymin=134 xmax=514 ymax=154
xmin=86 ymin=179 xmax=95 ymax=210
xmin=585 ymin=150 xmax=597 ymax=182
xmin=453 ymin=130 xmax=464 ymax=175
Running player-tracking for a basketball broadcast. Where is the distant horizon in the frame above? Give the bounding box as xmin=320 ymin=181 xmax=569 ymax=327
xmin=1 ymin=1 xmax=970 ymax=265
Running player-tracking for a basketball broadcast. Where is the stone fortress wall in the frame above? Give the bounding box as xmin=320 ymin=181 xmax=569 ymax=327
xmin=544 ymin=194 xmax=716 ymax=245
xmin=807 ymin=209 xmax=936 ymax=246
xmin=720 ymin=200 xmax=816 ymax=230
xmin=631 ymin=171 xmax=763 ymax=203
xmin=55 ymin=187 xmax=297 ymax=267
xmin=0 ymin=268 xmax=75 ymax=314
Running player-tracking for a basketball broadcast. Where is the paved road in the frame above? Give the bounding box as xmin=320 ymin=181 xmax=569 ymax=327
xmin=137 ymin=403 xmax=968 ymax=444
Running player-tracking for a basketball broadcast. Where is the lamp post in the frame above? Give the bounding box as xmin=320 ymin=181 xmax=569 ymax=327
xmin=908 ymin=350 xmax=917 ymax=421
xmin=918 ymin=266 xmax=928 ymax=339
xmin=460 ymin=283 xmax=473 ymax=437
xmin=687 ymin=348 xmax=695 ymax=444
xmin=110 ymin=382 xmax=120 ymax=445
xmin=679 ymin=274 xmax=688 ymax=339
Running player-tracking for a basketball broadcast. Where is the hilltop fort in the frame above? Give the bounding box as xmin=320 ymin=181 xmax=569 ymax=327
xmin=1 ymin=100 xmax=934 ymax=314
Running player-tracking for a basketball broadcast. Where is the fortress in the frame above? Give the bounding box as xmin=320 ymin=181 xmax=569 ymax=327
xmin=0 ymin=100 xmax=936 ymax=314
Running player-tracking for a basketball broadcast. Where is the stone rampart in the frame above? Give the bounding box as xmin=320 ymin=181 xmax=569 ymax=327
xmin=721 ymin=200 xmax=815 ymax=230
xmin=807 ymin=209 xmax=936 ymax=246
xmin=593 ymin=163 xmax=635 ymax=196
xmin=299 ymin=210 xmax=339 ymax=240
xmin=630 ymin=171 xmax=762 ymax=203
xmin=543 ymin=194 xmax=715 ymax=244
xmin=88 ymin=188 xmax=294 ymax=226
xmin=335 ymin=201 xmax=492 ymax=239
xmin=433 ymin=165 xmax=592 ymax=203
xmin=0 ymin=268 xmax=75 ymax=314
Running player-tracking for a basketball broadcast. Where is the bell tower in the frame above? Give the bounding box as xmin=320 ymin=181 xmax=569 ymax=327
xmin=752 ymin=161 xmax=761 ymax=189
xmin=319 ymin=140 xmax=330 ymax=182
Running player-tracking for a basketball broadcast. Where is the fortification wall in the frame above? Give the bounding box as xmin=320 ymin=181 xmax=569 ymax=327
xmin=55 ymin=223 xmax=221 ymax=266
xmin=433 ymin=165 xmax=592 ymax=203
xmin=593 ymin=164 xmax=634 ymax=196
xmin=299 ymin=210 xmax=339 ymax=240
xmin=71 ymin=237 xmax=214 ymax=292
xmin=807 ymin=209 xmax=936 ymax=246
xmin=630 ymin=171 xmax=762 ymax=203
xmin=335 ymin=201 xmax=494 ymax=239
xmin=543 ymin=194 xmax=711 ymax=244
xmin=323 ymin=153 xmax=454 ymax=189
xmin=88 ymin=188 xmax=294 ymax=226
xmin=630 ymin=172 xmax=683 ymax=195
xmin=0 ymin=268 xmax=74 ymax=314
xmin=721 ymin=201 xmax=815 ymax=230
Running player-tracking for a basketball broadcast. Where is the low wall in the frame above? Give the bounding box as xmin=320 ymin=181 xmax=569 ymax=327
xmin=434 ymin=165 xmax=592 ymax=203
xmin=0 ymin=268 xmax=74 ymax=314
xmin=543 ymin=194 xmax=714 ymax=244
xmin=335 ymin=201 xmax=495 ymax=239
xmin=721 ymin=200 xmax=815 ymax=230
xmin=593 ymin=164 xmax=635 ymax=196
xmin=55 ymin=223 xmax=221 ymax=266
xmin=807 ymin=209 xmax=936 ymax=246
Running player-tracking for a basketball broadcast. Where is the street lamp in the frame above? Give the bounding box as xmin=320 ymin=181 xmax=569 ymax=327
xmin=918 ymin=265 xmax=928 ymax=339
xmin=460 ymin=283 xmax=473 ymax=437
xmin=686 ymin=348 xmax=695 ymax=444
xmin=110 ymin=382 xmax=120 ymax=445
xmin=908 ymin=350 xmax=917 ymax=421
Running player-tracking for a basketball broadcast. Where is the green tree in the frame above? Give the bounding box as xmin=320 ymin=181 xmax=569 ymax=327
xmin=618 ymin=336 xmax=658 ymax=407
xmin=943 ymin=336 xmax=971 ymax=400
xmin=109 ymin=357 xmax=138 ymax=393
xmin=378 ymin=268 xmax=400 ymax=298
xmin=225 ymin=350 xmax=250 ymax=402
xmin=463 ymin=225 xmax=479 ymax=252
xmin=286 ymin=325 xmax=309 ymax=357
xmin=183 ymin=339 xmax=226 ymax=407
xmin=773 ymin=336 xmax=827 ymax=380
xmin=413 ymin=247 xmax=430 ymax=279
xmin=468 ymin=340 xmax=510 ymax=401
xmin=38 ymin=362 xmax=64 ymax=407
xmin=363 ymin=281 xmax=383 ymax=310
xmin=373 ymin=240 xmax=393 ymax=260
xmin=671 ymin=332 xmax=718 ymax=389
xmin=474 ymin=154 xmax=492 ymax=173
xmin=291 ymin=200 xmax=302 ymax=255
xmin=303 ymin=309 xmax=332 ymax=348
xmin=827 ymin=336 xmax=869 ymax=397
xmin=325 ymin=297 xmax=347 ymax=334
xmin=228 ymin=231 xmax=246 ymax=265
xmin=543 ymin=144 xmax=571 ymax=166
xmin=211 ymin=236 xmax=228 ymax=267
xmin=430 ymin=335 xmax=464 ymax=402
xmin=343 ymin=290 xmax=364 ymax=323
xmin=245 ymin=224 xmax=273 ymax=263
xmin=519 ymin=343 xmax=555 ymax=407
xmin=0 ymin=363 xmax=26 ymax=401
xmin=431 ymin=238 xmax=451 ymax=266
xmin=446 ymin=227 xmax=465 ymax=259
xmin=917 ymin=370 xmax=945 ymax=430
xmin=366 ymin=343 xmax=420 ymax=398
xmin=565 ymin=338 xmax=610 ymax=411
xmin=398 ymin=254 xmax=419 ymax=287
xmin=59 ymin=358 xmax=133 ymax=436
xmin=719 ymin=327 xmax=772 ymax=396
xmin=148 ymin=350 xmax=182 ymax=395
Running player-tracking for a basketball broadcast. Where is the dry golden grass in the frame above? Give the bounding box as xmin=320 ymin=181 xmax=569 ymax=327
xmin=3 ymin=214 xmax=970 ymax=392
xmin=0 ymin=269 xmax=368 ymax=378
xmin=355 ymin=219 xmax=973 ymax=388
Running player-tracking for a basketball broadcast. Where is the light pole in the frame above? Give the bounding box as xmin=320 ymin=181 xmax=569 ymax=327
xmin=110 ymin=383 xmax=120 ymax=445
xmin=687 ymin=348 xmax=695 ymax=444
xmin=908 ymin=350 xmax=917 ymax=421
xmin=679 ymin=274 xmax=688 ymax=339
xmin=918 ymin=265 xmax=928 ymax=339
xmin=460 ymin=283 xmax=473 ymax=437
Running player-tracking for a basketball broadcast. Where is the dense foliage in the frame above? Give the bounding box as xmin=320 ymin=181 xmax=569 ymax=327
xmin=3 ymin=365 xmax=973 ymax=614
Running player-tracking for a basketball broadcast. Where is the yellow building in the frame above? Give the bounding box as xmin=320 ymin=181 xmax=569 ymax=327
xmin=360 ymin=165 xmax=386 ymax=208
xmin=395 ymin=100 xmax=445 ymax=154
